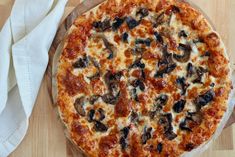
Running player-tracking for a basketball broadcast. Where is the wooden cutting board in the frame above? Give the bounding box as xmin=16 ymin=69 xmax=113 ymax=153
xmin=0 ymin=0 xmax=234 ymax=157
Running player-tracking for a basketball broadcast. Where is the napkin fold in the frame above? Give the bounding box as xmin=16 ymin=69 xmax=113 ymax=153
xmin=0 ymin=0 xmax=67 ymax=156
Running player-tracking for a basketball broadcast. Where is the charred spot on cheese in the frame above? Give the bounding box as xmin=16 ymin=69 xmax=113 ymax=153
xmin=154 ymin=32 xmax=164 ymax=44
xmin=156 ymin=143 xmax=163 ymax=153
xmin=122 ymin=32 xmax=129 ymax=43
xmin=176 ymin=77 xmax=189 ymax=95
xmin=192 ymin=67 xmax=207 ymax=84
xmin=130 ymin=58 xmax=145 ymax=69
xmin=93 ymin=120 xmax=108 ymax=132
xmin=120 ymin=126 xmax=130 ymax=149
xmin=74 ymin=97 xmax=86 ymax=116
xmin=186 ymin=62 xmax=194 ymax=77
xmin=73 ymin=55 xmax=89 ymax=68
xmin=194 ymin=89 xmax=215 ymax=109
xmin=135 ymin=38 xmax=152 ymax=47
xmin=178 ymin=30 xmax=188 ymax=38
xmin=173 ymin=99 xmax=186 ymax=113
xmin=87 ymin=109 xmax=95 ymax=122
xmin=92 ymin=18 xmax=111 ymax=32
xmin=112 ymin=17 xmax=125 ymax=31
xmin=126 ymin=17 xmax=139 ymax=29
xmin=136 ymin=8 xmax=149 ymax=19
xmin=173 ymin=44 xmax=192 ymax=63
xmin=141 ymin=127 xmax=152 ymax=144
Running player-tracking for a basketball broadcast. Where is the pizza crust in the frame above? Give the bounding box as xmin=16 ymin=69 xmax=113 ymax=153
xmin=52 ymin=0 xmax=234 ymax=156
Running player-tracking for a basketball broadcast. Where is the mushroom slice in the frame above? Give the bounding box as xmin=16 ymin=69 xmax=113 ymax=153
xmin=159 ymin=113 xmax=177 ymax=140
xmin=73 ymin=55 xmax=89 ymax=69
xmin=179 ymin=112 xmax=203 ymax=132
xmin=93 ymin=120 xmax=108 ymax=132
xmin=102 ymin=92 xmax=120 ymax=105
xmin=192 ymin=67 xmax=207 ymax=84
xmin=136 ymin=7 xmax=149 ymax=19
xmin=154 ymin=62 xmax=177 ymax=78
xmin=155 ymin=46 xmax=177 ymax=78
xmin=131 ymin=79 xmax=145 ymax=91
xmin=121 ymin=32 xmax=129 ymax=43
xmin=141 ymin=127 xmax=152 ymax=144
xmin=87 ymin=109 xmax=95 ymax=122
xmin=135 ymin=38 xmax=152 ymax=47
xmin=156 ymin=143 xmax=163 ymax=153
xmin=173 ymin=99 xmax=186 ymax=113
xmin=153 ymin=12 xmax=165 ymax=27
xmin=89 ymin=95 xmax=100 ymax=105
xmin=176 ymin=77 xmax=189 ymax=95
xmin=186 ymin=62 xmax=194 ymax=77
xmin=149 ymin=95 xmax=168 ymax=119
xmin=126 ymin=16 xmax=140 ymax=29
xmin=178 ymin=30 xmax=188 ymax=38
xmin=173 ymin=43 xmax=192 ymax=63
xmin=130 ymin=111 xmax=139 ymax=122
xmin=129 ymin=58 xmax=145 ymax=69
xmin=92 ymin=18 xmax=111 ymax=32
xmin=119 ymin=126 xmax=130 ymax=149
xmin=112 ymin=17 xmax=125 ymax=31
xmin=91 ymin=34 xmax=117 ymax=59
xmin=74 ymin=96 xmax=86 ymax=116
xmin=97 ymin=108 xmax=105 ymax=121
xmin=194 ymin=89 xmax=215 ymax=109
xmin=154 ymin=32 xmax=164 ymax=44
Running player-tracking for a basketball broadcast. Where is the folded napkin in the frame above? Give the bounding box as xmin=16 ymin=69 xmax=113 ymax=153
xmin=0 ymin=0 xmax=67 ymax=156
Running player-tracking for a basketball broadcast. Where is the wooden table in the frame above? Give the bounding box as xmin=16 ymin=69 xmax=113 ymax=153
xmin=0 ymin=0 xmax=235 ymax=157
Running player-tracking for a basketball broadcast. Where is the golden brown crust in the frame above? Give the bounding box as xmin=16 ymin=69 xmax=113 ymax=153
xmin=56 ymin=0 xmax=232 ymax=156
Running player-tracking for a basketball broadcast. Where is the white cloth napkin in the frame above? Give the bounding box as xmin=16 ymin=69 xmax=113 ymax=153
xmin=0 ymin=0 xmax=67 ymax=156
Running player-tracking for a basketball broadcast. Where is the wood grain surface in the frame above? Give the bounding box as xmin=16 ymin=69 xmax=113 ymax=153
xmin=0 ymin=0 xmax=235 ymax=157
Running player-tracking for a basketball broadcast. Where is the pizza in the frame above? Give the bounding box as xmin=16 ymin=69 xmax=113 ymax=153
xmin=55 ymin=0 xmax=232 ymax=156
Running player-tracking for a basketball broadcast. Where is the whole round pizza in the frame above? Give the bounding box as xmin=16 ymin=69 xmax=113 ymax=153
xmin=55 ymin=0 xmax=232 ymax=156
